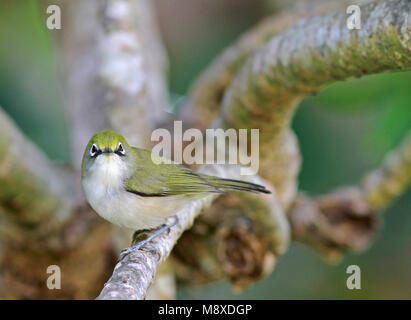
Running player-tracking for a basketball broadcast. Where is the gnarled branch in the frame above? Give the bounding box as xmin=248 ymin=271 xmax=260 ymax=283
xmin=290 ymin=130 xmax=411 ymax=261
xmin=2 ymin=0 xmax=409 ymax=300
xmin=0 ymin=107 xmax=80 ymax=240
xmin=171 ymin=0 xmax=411 ymax=289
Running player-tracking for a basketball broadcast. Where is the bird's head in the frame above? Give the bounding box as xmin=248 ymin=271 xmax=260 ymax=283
xmin=81 ymin=131 xmax=133 ymax=178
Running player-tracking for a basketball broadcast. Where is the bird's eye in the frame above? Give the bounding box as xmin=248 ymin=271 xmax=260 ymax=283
xmin=116 ymin=143 xmax=125 ymax=156
xmin=90 ymin=144 xmax=99 ymax=157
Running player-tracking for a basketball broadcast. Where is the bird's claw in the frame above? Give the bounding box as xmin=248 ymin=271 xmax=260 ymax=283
xmin=119 ymin=242 xmax=156 ymax=260
xmin=118 ymin=223 xmax=173 ymax=261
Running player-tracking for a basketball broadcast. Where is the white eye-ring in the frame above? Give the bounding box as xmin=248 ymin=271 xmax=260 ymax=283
xmin=90 ymin=144 xmax=100 ymax=157
xmin=116 ymin=143 xmax=125 ymax=156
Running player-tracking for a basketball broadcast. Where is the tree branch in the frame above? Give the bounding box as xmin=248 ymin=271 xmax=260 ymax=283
xmin=100 ymin=0 xmax=170 ymax=149
xmin=289 ymin=130 xmax=411 ymax=261
xmin=172 ymin=190 xmax=288 ymax=290
xmin=0 ymin=107 xmax=80 ymax=241
xmin=0 ymin=107 xmax=113 ymax=299
xmin=54 ymin=0 xmax=170 ymax=166
xmin=363 ymin=130 xmax=411 ymax=210
xmin=146 ymin=259 xmax=177 ymax=300
xmin=214 ymin=0 xmax=411 ymax=207
xmin=289 ymin=189 xmax=378 ymax=262
xmin=220 ymin=0 xmax=411 ymax=140
xmin=181 ymin=0 xmax=365 ymax=130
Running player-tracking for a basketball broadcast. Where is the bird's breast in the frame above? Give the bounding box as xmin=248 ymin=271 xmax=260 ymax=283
xmin=82 ymin=155 xmax=187 ymax=230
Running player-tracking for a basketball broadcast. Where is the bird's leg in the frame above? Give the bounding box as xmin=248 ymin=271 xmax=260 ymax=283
xmin=119 ymin=218 xmax=177 ymax=260
xmin=119 ymin=225 xmax=170 ymax=258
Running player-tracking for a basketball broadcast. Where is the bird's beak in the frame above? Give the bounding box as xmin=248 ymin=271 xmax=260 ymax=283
xmin=102 ymin=148 xmax=114 ymax=155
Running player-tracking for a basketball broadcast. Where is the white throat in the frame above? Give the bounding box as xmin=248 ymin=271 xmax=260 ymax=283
xmin=87 ymin=154 xmax=129 ymax=190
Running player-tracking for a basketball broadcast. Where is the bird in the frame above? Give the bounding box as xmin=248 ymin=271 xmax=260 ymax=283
xmin=81 ymin=130 xmax=270 ymax=256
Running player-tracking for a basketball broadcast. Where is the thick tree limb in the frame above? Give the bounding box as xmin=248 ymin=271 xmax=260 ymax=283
xmin=0 ymin=107 xmax=113 ymax=299
xmin=220 ymin=0 xmax=411 ymax=140
xmin=0 ymin=108 xmax=80 ymax=240
xmin=216 ymin=0 xmax=411 ymax=209
xmin=54 ymin=0 xmax=107 ymax=168
xmin=181 ymin=0 xmax=362 ymax=130
xmin=54 ymin=0 xmax=170 ymax=166
xmin=100 ymin=0 xmax=169 ymax=149
xmin=180 ymin=1 xmax=377 ymax=211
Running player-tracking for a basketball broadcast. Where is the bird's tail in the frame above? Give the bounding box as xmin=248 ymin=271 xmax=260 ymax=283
xmin=199 ymin=174 xmax=271 ymax=194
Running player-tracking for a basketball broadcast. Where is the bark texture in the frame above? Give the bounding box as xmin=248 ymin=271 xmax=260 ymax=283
xmin=0 ymin=0 xmax=409 ymax=300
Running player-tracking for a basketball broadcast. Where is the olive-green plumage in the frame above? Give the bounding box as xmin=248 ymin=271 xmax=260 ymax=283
xmin=126 ymin=147 xmax=269 ymax=196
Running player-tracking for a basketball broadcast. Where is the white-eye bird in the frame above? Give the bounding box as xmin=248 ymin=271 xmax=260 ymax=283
xmin=81 ymin=131 xmax=270 ymax=254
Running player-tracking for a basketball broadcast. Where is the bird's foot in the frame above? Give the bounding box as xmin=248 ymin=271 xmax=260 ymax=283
xmin=131 ymin=229 xmax=151 ymax=246
xmin=119 ymin=241 xmax=156 ymax=260
xmin=119 ymin=223 xmax=173 ymax=260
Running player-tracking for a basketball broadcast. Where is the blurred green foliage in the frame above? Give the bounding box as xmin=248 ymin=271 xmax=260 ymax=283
xmin=0 ymin=0 xmax=409 ymax=299
xmin=0 ymin=0 xmax=69 ymax=162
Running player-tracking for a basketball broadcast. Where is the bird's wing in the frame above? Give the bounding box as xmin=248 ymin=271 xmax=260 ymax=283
xmin=125 ymin=148 xmax=222 ymax=196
